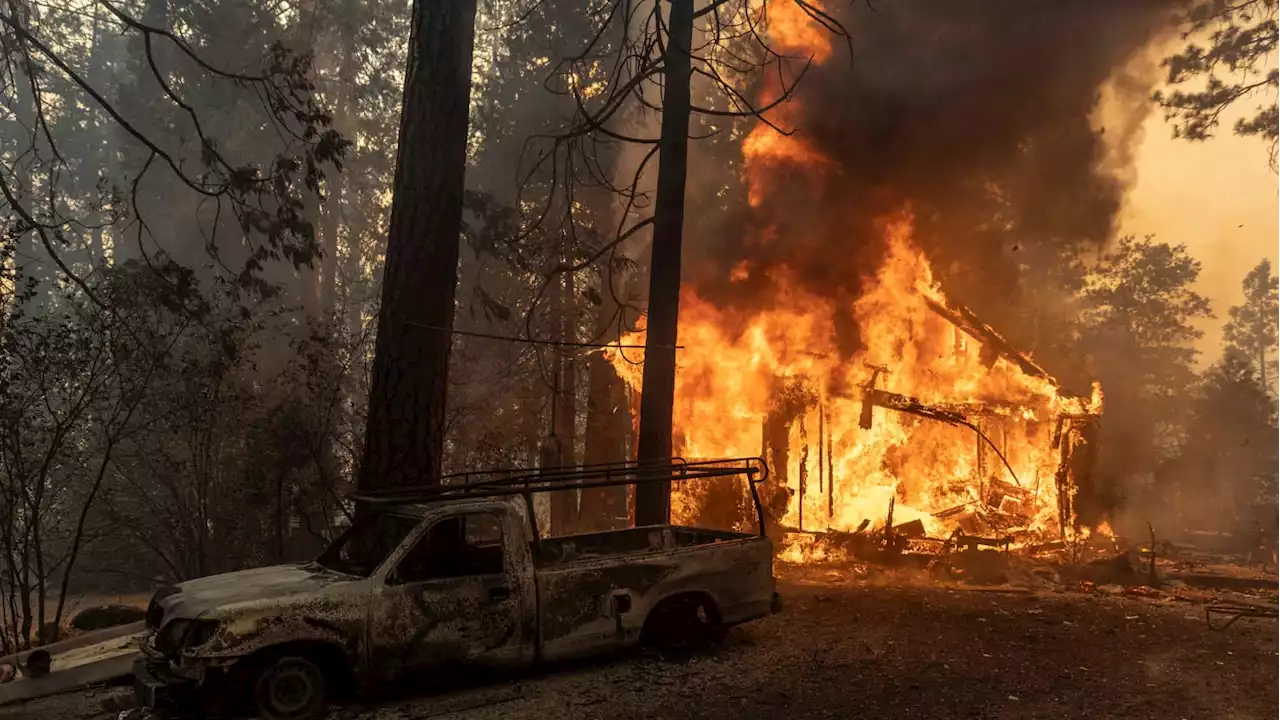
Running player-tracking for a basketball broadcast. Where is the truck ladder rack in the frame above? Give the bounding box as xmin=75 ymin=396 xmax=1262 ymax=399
xmin=349 ymin=457 xmax=771 ymax=536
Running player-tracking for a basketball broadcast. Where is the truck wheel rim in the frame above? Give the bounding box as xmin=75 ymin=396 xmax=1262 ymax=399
xmin=266 ymin=662 xmax=315 ymax=715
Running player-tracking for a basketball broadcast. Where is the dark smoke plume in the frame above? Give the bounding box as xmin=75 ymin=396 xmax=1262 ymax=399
xmin=688 ymin=0 xmax=1182 ymax=365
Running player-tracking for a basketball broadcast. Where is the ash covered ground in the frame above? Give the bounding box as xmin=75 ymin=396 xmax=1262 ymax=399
xmin=8 ymin=564 xmax=1276 ymax=720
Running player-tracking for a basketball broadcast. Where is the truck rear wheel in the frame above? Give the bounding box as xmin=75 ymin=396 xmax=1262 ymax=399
xmin=644 ymin=594 xmax=726 ymax=652
xmin=251 ymin=654 xmax=329 ymax=720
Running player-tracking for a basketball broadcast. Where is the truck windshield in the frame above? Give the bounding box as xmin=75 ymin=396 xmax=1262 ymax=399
xmin=317 ymin=512 xmax=420 ymax=577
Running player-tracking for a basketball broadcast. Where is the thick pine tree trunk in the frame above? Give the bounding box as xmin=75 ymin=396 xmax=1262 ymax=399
xmin=634 ymin=0 xmax=694 ymax=526
xmin=549 ymin=234 xmax=580 ymax=534
xmin=358 ymin=0 xmax=478 ymax=491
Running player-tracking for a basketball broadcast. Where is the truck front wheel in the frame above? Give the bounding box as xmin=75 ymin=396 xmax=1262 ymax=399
xmin=251 ymin=654 xmax=329 ymax=720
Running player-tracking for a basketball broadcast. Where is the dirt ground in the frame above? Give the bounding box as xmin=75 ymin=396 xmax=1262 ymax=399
xmin=5 ymin=568 xmax=1276 ymax=720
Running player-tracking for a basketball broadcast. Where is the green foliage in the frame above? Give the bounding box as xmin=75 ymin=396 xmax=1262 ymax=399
xmin=1074 ymin=239 xmax=1277 ymax=536
xmin=1163 ymin=352 xmax=1279 ymax=532
xmin=0 ymin=0 xmax=607 ymax=598
xmin=0 ymin=0 xmax=350 ymax=304
xmin=1080 ymin=235 xmax=1213 ymax=365
xmin=1222 ymin=258 xmax=1279 ymax=391
xmin=1077 ymin=235 xmax=1214 ymax=483
xmin=1193 ymin=354 xmax=1278 ymax=485
xmin=0 ymin=259 xmax=208 ymax=647
xmin=1155 ymin=0 xmax=1279 ymax=165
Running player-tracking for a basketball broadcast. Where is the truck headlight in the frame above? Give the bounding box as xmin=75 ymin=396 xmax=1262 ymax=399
xmin=159 ymin=619 xmax=220 ymax=653
xmin=182 ymin=620 xmax=219 ymax=650
xmin=157 ymin=619 xmax=188 ymax=654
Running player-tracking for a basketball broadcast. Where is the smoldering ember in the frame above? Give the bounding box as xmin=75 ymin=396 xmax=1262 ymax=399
xmin=0 ymin=0 xmax=1276 ymax=719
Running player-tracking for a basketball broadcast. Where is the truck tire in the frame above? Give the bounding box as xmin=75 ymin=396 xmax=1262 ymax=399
xmin=644 ymin=594 xmax=726 ymax=652
xmin=250 ymin=654 xmax=329 ymax=720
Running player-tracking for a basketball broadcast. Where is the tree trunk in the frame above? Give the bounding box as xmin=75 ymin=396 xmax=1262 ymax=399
xmin=344 ymin=216 xmax=364 ymax=341
xmin=112 ymin=0 xmax=171 ymax=268
xmin=86 ymin=4 xmax=109 ymax=265
xmin=1259 ymin=343 xmax=1268 ymax=394
xmin=555 ymin=264 xmax=580 ymax=533
xmin=548 ymin=236 xmax=579 ymax=534
xmin=3 ymin=0 xmax=49 ymax=301
xmin=581 ymin=283 xmax=629 ymax=531
xmin=320 ymin=184 xmax=340 ymax=316
xmin=761 ymin=407 xmax=792 ymax=544
xmin=300 ymin=188 xmax=324 ymax=321
xmin=358 ymin=0 xmax=478 ymax=491
xmin=634 ymin=0 xmax=694 ymax=526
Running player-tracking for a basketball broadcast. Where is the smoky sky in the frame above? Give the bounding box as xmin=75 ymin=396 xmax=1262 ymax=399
xmin=686 ymin=0 xmax=1182 ymax=359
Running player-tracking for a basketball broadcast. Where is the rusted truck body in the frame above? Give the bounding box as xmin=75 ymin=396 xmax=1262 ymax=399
xmin=134 ymin=459 xmax=778 ymax=720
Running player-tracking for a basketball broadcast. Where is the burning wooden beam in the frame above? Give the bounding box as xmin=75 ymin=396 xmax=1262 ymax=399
xmin=922 ymin=295 xmax=1055 ymax=385
xmin=859 ymin=386 xmax=1026 ymax=489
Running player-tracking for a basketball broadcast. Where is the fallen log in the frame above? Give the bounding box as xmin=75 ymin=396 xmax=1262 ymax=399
xmin=0 ymin=621 xmax=143 ymax=706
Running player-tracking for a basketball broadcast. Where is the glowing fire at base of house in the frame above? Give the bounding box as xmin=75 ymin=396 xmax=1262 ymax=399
xmin=605 ymin=219 xmax=1103 ymax=560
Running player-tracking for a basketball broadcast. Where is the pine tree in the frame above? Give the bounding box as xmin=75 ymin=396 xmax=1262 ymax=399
xmin=1223 ymin=259 xmax=1279 ymax=394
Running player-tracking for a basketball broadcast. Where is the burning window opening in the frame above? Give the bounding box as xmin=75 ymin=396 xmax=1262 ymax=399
xmin=604 ymin=229 xmax=1105 ymax=566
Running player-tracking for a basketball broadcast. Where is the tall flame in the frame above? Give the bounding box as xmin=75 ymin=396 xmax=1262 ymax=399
xmin=605 ymin=1 xmax=1102 ymax=549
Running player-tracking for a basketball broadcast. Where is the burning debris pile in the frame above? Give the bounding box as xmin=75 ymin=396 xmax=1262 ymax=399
xmin=824 ymin=278 xmax=1103 ymax=541
xmin=608 ymin=230 xmax=1104 ymax=567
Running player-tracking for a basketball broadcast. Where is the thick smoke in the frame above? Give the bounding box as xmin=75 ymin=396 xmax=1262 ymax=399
xmin=687 ymin=0 xmax=1182 ymax=366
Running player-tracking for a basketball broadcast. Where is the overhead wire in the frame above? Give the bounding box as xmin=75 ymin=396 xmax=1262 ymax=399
xmin=405 ymin=321 xmax=673 ymax=352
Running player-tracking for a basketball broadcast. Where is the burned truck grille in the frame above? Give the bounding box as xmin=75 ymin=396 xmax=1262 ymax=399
xmin=145 ymin=600 xmax=163 ymax=629
xmin=154 ymin=623 xmax=180 ymax=655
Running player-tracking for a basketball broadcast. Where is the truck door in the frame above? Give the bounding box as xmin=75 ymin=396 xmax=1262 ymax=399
xmin=369 ymin=510 xmax=527 ymax=677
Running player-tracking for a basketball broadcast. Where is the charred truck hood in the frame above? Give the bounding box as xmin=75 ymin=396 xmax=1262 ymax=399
xmin=146 ymin=563 xmax=356 ymax=629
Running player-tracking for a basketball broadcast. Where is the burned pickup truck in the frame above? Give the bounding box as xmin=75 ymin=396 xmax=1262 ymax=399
xmin=135 ymin=458 xmax=779 ymax=720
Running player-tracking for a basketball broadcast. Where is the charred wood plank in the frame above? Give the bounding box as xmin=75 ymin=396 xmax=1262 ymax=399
xmin=922 ymin=295 xmax=1055 ymax=385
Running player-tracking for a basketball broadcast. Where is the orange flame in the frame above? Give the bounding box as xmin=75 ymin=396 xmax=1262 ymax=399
xmin=607 ymin=216 xmax=1095 ymax=541
xmin=603 ymin=0 xmax=1101 ymax=554
xmin=740 ymin=0 xmax=840 ymax=208
xmin=765 ymin=0 xmax=833 ymax=63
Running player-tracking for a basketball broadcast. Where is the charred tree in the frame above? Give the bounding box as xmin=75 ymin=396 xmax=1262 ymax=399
xmin=581 ymin=287 xmax=630 ymax=531
xmin=549 ymin=240 xmax=580 ymax=534
xmin=358 ymin=0 xmax=478 ymax=491
xmin=634 ymin=0 xmax=694 ymax=526
xmin=762 ymin=409 xmax=792 ymax=515
xmin=1067 ymin=419 xmax=1104 ymax=529
xmin=760 ymin=380 xmax=817 ymax=540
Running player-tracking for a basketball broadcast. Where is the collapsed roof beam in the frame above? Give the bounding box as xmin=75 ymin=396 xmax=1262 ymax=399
xmin=861 ymin=387 xmax=1023 ymax=488
xmin=923 ymin=295 xmax=1056 ymax=386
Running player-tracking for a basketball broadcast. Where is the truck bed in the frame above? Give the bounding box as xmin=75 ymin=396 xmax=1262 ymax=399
xmin=530 ymin=525 xmax=774 ymax=662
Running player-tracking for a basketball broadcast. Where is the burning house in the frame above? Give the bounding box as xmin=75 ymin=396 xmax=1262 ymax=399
xmin=608 ymin=227 xmax=1104 ymax=560
xmin=601 ymin=0 xmax=1167 ymax=561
